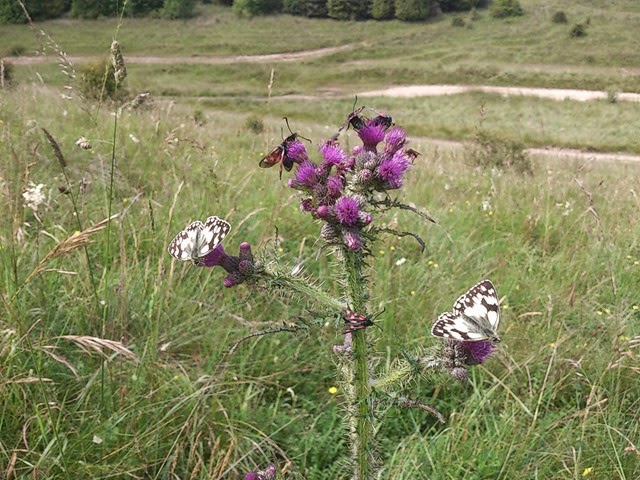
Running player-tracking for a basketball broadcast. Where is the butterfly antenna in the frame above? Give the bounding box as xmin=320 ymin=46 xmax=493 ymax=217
xmin=351 ymin=95 xmax=359 ymax=112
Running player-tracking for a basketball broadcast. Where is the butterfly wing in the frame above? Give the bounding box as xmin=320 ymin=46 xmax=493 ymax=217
xmin=453 ymin=280 xmax=500 ymax=331
xmin=431 ymin=280 xmax=501 ymax=342
xmin=168 ymin=220 xmax=203 ymax=261
xmin=194 ymin=216 xmax=232 ymax=258
xmin=431 ymin=311 xmax=489 ymax=341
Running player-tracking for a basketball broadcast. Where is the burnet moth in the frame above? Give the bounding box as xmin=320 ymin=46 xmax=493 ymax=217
xmin=341 ymin=308 xmax=384 ymax=334
xmin=259 ymin=117 xmax=310 ymax=178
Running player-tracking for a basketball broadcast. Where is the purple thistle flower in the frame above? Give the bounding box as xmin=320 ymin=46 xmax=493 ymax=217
xmin=286 ymin=139 xmax=308 ymax=164
xmin=378 ymin=150 xmax=411 ymax=189
xmin=335 ymin=196 xmax=361 ymax=227
xmin=384 ymin=126 xmax=407 ymax=154
xmin=326 ymin=175 xmax=344 ymax=197
xmin=461 ymin=340 xmax=495 ymax=365
xmin=291 ymin=161 xmax=318 ymax=189
xmin=244 ymin=464 xmax=276 ymax=480
xmin=342 ymin=228 xmax=362 ymax=250
xmin=200 ymin=245 xmax=240 ymax=271
xmin=300 ymin=198 xmax=315 ymax=212
xmin=316 ymin=205 xmax=330 ymax=219
xmin=358 ymin=211 xmax=373 ymax=225
xmin=223 ymin=271 xmax=244 ymax=288
xmin=320 ymin=142 xmax=347 ymax=169
xmin=358 ymin=122 xmax=387 ymax=151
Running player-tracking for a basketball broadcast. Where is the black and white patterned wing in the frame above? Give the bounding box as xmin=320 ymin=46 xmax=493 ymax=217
xmin=431 ymin=280 xmax=501 ymax=342
xmin=453 ymin=279 xmax=500 ymax=332
xmin=195 ymin=216 xmax=231 ymax=258
xmin=168 ymin=220 xmax=203 ymax=261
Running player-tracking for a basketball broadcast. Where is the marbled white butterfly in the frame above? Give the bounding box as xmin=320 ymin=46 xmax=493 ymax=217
xmin=167 ymin=216 xmax=231 ymax=266
xmin=431 ymin=279 xmax=501 ymax=343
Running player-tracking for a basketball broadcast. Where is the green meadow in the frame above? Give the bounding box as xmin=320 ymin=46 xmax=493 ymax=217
xmin=1 ymin=1 xmax=640 ymax=479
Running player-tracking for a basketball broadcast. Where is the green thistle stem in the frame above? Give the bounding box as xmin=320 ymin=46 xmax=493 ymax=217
xmin=341 ymin=248 xmax=374 ymax=479
xmin=260 ymin=263 xmax=346 ymax=312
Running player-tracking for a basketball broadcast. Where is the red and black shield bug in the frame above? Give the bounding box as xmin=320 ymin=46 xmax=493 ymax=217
xmin=259 ymin=117 xmax=310 ymax=179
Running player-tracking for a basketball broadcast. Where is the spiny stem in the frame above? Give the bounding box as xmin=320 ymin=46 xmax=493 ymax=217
xmin=262 ymin=264 xmax=346 ymax=312
xmin=341 ymin=248 xmax=374 ymax=479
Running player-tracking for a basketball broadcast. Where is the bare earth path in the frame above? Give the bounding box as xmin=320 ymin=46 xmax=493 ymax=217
xmin=9 ymin=48 xmax=640 ymax=163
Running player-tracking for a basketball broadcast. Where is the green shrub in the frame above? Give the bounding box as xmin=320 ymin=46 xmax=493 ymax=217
xmin=0 ymin=0 xmax=71 ymax=23
xmin=233 ymin=0 xmax=282 ymax=16
xmin=552 ymin=10 xmax=567 ymax=24
xmin=469 ymin=130 xmax=532 ymax=174
xmin=283 ymin=0 xmax=327 ymax=17
xmin=606 ymin=87 xmax=618 ymax=104
xmin=77 ymin=60 xmax=127 ymax=101
xmin=394 ymin=0 xmax=429 ymax=21
xmin=162 ymin=0 xmax=197 ymax=18
xmin=126 ymin=0 xmax=163 ymax=16
xmin=327 ymin=0 xmax=369 ymax=20
xmin=438 ymin=0 xmax=484 ymax=12
xmin=370 ymin=0 xmax=393 ymax=19
xmin=451 ymin=15 xmax=464 ymax=27
xmin=569 ymin=22 xmax=587 ymax=38
xmin=489 ymin=0 xmax=522 ymax=18
xmin=70 ymin=0 xmax=120 ymax=18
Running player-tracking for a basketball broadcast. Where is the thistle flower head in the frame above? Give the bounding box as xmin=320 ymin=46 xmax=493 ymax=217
xmin=326 ymin=175 xmax=344 ymax=197
xmin=287 ymin=139 xmax=308 ymax=163
xmin=378 ymin=150 xmax=411 ymax=189
xmin=335 ymin=196 xmax=361 ymax=226
xmin=358 ymin=122 xmax=387 ymax=150
xmin=461 ymin=340 xmax=495 ymax=365
xmin=320 ymin=142 xmax=347 ymax=169
xmin=290 ymin=161 xmax=318 ymax=189
xmin=384 ymin=126 xmax=407 ymax=154
xmin=342 ymin=228 xmax=362 ymax=250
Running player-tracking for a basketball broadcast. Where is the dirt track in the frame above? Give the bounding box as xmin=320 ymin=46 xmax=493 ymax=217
xmin=7 ymin=48 xmax=640 ymax=163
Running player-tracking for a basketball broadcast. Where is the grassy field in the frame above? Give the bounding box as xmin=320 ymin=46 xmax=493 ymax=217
xmin=2 ymin=1 xmax=640 ymax=479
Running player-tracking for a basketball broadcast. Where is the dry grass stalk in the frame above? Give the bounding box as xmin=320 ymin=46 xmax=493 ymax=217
xmin=10 ymin=214 xmax=119 ymax=304
xmin=59 ymin=335 xmax=139 ymax=363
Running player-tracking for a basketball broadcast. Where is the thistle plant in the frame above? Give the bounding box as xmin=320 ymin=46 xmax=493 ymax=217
xmin=169 ymin=108 xmax=502 ymax=479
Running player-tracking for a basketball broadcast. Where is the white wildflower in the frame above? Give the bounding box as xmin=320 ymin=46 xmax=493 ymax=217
xmin=129 ymin=134 xmax=140 ymax=144
xmin=22 ymin=182 xmax=46 ymax=212
xmin=395 ymin=257 xmax=407 ymax=267
xmin=482 ymin=199 xmax=492 ymax=212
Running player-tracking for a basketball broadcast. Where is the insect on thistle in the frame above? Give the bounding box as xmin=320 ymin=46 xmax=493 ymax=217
xmin=337 ymin=97 xmax=367 ymax=134
xmin=259 ymin=117 xmax=309 ymax=179
xmin=368 ymin=107 xmax=393 ymax=130
xmin=341 ymin=308 xmax=385 ymax=334
xmin=167 ymin=215 xmax=231 ymax=266
xmin=431 ymin=279 xmax=501 ymax=343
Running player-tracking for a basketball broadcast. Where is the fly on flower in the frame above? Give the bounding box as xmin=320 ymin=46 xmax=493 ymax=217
xmin=168 ymin=216 xmax=231 ymax=266
xmin=259 ymin=117 xmax=309 ymax=179
xmin=404 ymin=148 xmax=421 ymax=162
